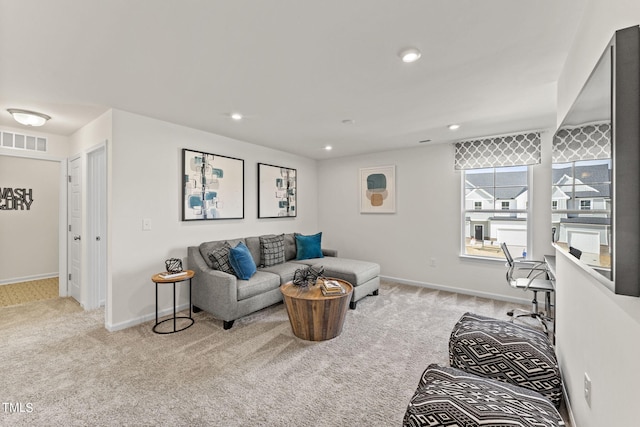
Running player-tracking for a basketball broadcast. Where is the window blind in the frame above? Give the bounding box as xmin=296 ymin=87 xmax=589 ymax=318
xmin=454 ymin=132 xmax=541 ymax=170
xmin=552 ymin=122 xmax=611 ymax=163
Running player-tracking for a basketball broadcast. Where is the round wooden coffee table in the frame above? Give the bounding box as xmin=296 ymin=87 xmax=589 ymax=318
xmin=280 ymin=278 xmax=353 ymax=341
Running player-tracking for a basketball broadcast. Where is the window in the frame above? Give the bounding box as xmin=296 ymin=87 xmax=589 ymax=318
xmin=463 ymin=166 xmax=530 ymax=259
xmin=551 ymin=159 xmax=611 ymax=267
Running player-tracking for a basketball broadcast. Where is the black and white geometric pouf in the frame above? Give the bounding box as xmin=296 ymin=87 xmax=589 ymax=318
xmin=403 ymin=364 xmax=564 ymax=427
xmin=449 ymin=312 xmax=562 ymax=408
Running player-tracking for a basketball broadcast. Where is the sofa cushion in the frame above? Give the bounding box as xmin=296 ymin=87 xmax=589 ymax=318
xmin=259 ymin=234 xmax=285 ymax=267
xmin=295 ymin=232 xmax=324 ymax=260
xmin=207 ymin=242 xmax=235 ymax=275
xmin=260 ymin=261 xmax=309 ymax=285
xmin=237 ymin=271 xmax=281 ymax=300
xmin=296 ymin=256 xmax=380 ymax=286
xmin=229 ymin=242 xmax=257 ymax=280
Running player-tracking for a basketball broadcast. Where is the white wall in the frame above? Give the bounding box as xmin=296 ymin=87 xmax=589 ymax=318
xmin=555 ymin=253 xmax=640 ymax=427
xmin=317 ymin=132 xmax=554 ymax=302
xmin=107 ymin=109 xmax=318 ymax=330
xmin=555 ymin=1 xmax=640 ymax=426
xmin=0 ymin=156 xmax=60 ymax=283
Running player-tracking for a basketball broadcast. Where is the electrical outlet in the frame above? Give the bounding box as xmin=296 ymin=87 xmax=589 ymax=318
xmin=584 ymin=372 xmax=592 ymax=407
xmin=430 ymin=257 xmax=436 ymax=267
xmin=142 ymin=218 xmax=152 ymax=231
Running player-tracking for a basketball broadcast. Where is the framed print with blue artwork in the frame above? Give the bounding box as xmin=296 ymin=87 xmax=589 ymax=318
xmin=182 ymin=149 xmax=244 ymax=220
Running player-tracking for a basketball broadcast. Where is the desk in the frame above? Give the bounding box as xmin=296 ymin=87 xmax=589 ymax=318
xmin=151 ymin=270 xmax=195 ymax=334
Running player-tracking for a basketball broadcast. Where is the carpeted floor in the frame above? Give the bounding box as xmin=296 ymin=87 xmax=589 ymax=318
xmin=0 ymin=277 xmax=59 ymax=307
xmin=1 ymin=280 xmax=559 ymax=426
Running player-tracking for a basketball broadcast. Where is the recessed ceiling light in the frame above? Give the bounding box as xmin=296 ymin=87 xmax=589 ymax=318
xmin=399 ymin=48 xmax=421 ymax=63
xmin=324 ymin=145 xmax=333 ymax=151
xmin=7 ymin=109 xmax=51 ymax=127
xmin=231 ymin=113 xmax=243 ymax=121
xmin=448 ymin=124 xmax=460 ymax=131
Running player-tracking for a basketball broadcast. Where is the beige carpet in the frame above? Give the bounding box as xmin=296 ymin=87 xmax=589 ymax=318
xmin=1 ymin=280 xmax=553 ymax=426
xmin=0 ymin=277 xmax=59 ymax=307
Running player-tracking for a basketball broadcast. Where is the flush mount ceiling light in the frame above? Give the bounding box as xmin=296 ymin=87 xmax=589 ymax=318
xmin=324 ymin=145 xmax=333 ymax=151
xmin=7 ymin=109 xmax=51 ymax=127
xmin=230 ymin=113 xmax=243 ymax=121
xmin=448 ymin=124 xmax=461 ymax=131
xmin=399 ymin=47 xmax=421 ymax=63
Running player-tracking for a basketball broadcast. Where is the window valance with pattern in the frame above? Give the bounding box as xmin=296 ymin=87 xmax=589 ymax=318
xmin=454 ymin=132 xmax=541 ymax=170
xmin=552 ymin=122 xmax=611 ymax=163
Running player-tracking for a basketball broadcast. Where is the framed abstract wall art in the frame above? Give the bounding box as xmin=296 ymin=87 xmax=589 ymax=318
xmin=359 ymin=165 xmax=396 ymax=213
xmin=258 ymin=163 xmax=297 ymax=218
xmin=182 ymin=149 xmax=244 ymax=220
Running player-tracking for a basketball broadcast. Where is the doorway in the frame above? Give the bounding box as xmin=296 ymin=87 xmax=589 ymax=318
xmin=66 ymin=143 xmax=108 ymax=312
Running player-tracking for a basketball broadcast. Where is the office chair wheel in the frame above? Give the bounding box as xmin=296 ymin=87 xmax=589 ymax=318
xmin=507 ymin=311 xmax=514 ymax=317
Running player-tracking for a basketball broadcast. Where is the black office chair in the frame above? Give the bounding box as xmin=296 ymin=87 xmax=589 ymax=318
xmin=500 ymin=242 xmax=554 ymax=331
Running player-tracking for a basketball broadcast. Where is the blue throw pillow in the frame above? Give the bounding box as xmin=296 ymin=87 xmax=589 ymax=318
xmin=228 ymin=242 xmax=257 ymax=280
xmin=295 ymin=232 xmax=324 ymax=260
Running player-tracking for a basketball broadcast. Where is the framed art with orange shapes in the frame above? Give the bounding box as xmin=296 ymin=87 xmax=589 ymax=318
xmin=359 ymin=165 xmax=396 ymax=213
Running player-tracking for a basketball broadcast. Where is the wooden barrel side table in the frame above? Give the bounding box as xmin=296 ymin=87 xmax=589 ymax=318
xmin=280 ymin=278 xmax=353 ymax=341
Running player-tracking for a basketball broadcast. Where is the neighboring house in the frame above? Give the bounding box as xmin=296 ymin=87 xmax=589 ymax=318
xmin=551 ymin=164 xmax=611 ymax=257
xmin=465 ymin=170 xmax=528 ymax=246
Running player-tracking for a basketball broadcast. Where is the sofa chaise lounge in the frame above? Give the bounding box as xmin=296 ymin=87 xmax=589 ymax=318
xmin=188 ymin=233 xmax=380 ymax=329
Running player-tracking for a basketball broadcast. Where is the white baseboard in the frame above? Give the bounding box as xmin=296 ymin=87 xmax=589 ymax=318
xmin=380 ymin=275 xmax=530 ymax=305
xmin=0 ymin=273 xmax=59 ymax=286
xmin=106 ymin=303 xmax=191 ymax=332
xmin=559 ymin=368 xmax=577 ymax=427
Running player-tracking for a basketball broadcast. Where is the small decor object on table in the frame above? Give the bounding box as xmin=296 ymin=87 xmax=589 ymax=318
xmin=165 ymin=258 xmax=183 ymax=273
xmin=292 ymin=265 xmax=325 ymax=287
xmin=321 ymin=279 xmax=346 ymax=296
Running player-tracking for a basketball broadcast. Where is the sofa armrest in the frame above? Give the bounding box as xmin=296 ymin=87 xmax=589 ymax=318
xmin=188 ymin=246 xmax=238 ymax=320
xmin=322 ymin=248 xmax=338 ymax=257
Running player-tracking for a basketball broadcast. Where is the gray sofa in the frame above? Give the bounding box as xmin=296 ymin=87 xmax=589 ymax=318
xmin=188 ymin=233 xmax=380 ymax=329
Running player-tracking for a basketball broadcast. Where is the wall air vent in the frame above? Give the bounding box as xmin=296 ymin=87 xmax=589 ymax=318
xmin=1 ymin=130 xmax=47 ymax=152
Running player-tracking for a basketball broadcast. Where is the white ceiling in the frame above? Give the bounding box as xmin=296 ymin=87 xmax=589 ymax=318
xmin=0 ymin=0 xmax=587 ymax=159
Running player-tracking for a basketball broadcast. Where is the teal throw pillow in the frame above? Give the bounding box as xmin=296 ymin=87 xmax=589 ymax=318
xmin=229 ymin=242 xmax=257 ymax=280
xmin=295 ymin=232 xmax=324 ymax=260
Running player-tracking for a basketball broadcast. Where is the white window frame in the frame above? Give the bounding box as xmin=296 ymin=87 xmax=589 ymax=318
xmin=460 ymin=166 xmax=532 ymax=260
xmin=580 ymin=199 xmax=592 ymax=210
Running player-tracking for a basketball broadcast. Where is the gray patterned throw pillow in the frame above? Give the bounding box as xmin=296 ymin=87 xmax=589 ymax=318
xmin=259 ymin=234 xmax=285 ymax=267
xmin=208 ymin=242 xmax=235 ymax=275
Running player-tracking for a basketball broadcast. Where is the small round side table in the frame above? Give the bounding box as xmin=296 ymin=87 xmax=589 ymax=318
xmin=151 ymin=270 xmax=195 ymax=334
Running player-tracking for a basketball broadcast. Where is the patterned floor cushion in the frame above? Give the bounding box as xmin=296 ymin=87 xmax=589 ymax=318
xmin=449 ymin=312 xmax=562 ymax=408
xmin=403 ymin=364 xmax=564 ymax=427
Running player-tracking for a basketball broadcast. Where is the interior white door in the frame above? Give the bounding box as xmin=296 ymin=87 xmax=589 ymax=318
xmin=88 ymin=146 xmax=107 ymax=308
xmin=68 ymin=156 xmax=82 ymax=304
